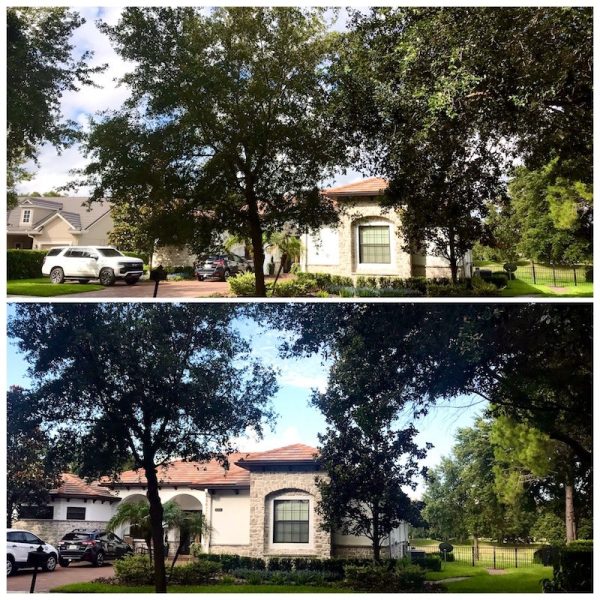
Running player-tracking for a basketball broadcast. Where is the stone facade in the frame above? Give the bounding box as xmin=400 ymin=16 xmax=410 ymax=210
xmin=248 ymin=470 xmax=331 ymax=559
xmin=12 ymin=519 xmax=109 ymax=548
xmin=209 ymin=544 xmax=253 ymax=557
xmin=333 ymin=545 xmax=390 ymax=559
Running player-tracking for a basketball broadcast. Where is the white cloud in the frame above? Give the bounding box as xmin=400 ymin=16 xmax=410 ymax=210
xmin=279 ymin=371 xmax=328 ymax=393
xmin=233 ymin=425 xmax=314 ymax=453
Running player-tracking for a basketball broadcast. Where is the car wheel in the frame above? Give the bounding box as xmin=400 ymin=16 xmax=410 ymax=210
xmin=78 ymin=279 xmax=90 ymax=284
xmin=59 ymin=557 xmax=70 ymax=568
xmin=7 ymin=556 xmax=16 ymax=576
xmin=93 ymin=551 xmax=105 ymax=567
xmin=125 ymin=277 xmax=139 ymax=285
xmin=99 ymin=268 xmax=115 ymax=286
xmin=223 ymin=269 xmax=231 ymax=281
xmin=43 ymin=554 xmax=57 ymax=572
xmin=50 ymin=267 xmax=65 ymax=284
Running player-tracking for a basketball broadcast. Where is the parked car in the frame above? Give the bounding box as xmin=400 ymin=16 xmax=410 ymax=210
xmin=41 ymin=246 xmax=144 ymax=286
xmin=195 ymin=253 xmax=253 ymax=281
xmin=7 ymin=529 xmax=59 ymax=576
xmin=58 ymin=529 xmax=133 ymax=567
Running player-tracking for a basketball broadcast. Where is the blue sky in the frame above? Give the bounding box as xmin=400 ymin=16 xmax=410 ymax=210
xmin=18 ymin=6 xmax=363 ymax=196
xmin=7 ymin=304 xmax=484 ymax=498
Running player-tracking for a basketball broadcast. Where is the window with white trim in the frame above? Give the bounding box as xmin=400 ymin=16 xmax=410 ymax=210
xmin=66 ymin=506 xmax=86 ymax=520
xmin=358 ymin=225 xmax=391 ymax=264
xmin=273 ymin=499 xmax=309 ymax=543
xmin=21 ymin=209 xmax=32 ymax=225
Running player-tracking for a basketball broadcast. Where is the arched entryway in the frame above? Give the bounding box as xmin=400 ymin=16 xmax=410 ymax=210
xmin=169 ymin=494 xmax=203 ymax=555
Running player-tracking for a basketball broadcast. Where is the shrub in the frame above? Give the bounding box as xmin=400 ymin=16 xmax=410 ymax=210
xmin=270 ymin=280 xmax=310 ymax=297
xmin=338 ymin=287 xmax=354 ymax=298
xmin=293 ymin=557 xmax=323 ymax=571
xmin=585 ymin=266 xmax=593 ymax=282
xmin=7 ymin=249 xmax=48 ymax=279
xmin=355 ymin=287 xmax=380 ymax=297
xmin=542 ymin=543 xmax=593 ymax=592
xmin=490 ymin=271 xmax=509 ymax=288
xmin=169 ymin=560 xmax=222 ymax=584
xmin=314 ymin=290 xmax=329 ymax=298
xmin=424 ymin=556 xmax=442 ymax=572
xmin=534 ymin=546 xmax=561 ymax=566
xmin=344 ymin=564 xmax=425 ymax=592
xmin=378 ymin=288 xmax=424 ymax=297
xmin=228 ymin=272 xmax=258 ymax=296
xmin=164 ymin=265 xmax=195 ymax=279
xmin=113 ymin=554 xmax=153 ymax=585
xmin=122 ymin=251 xmax=149 ymax=263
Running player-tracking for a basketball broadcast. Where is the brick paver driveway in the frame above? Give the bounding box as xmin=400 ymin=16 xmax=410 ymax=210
xmin=49 ymin=279 xmax=230 ymax=299
xmin=7 ymin=564 xmax=114 ymax=593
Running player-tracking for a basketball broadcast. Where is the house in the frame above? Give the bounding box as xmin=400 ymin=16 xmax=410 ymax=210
xmin=12 ymin=444 xmax=410 ymax=559
xmin=301 ymin=177 xmax=472 ymax=279
xmin=7 ymin=197 xmax=113 ymax=250
xmin=12 ymin=473 xmax=121 ymax=545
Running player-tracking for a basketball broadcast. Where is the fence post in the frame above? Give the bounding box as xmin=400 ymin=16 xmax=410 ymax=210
xmin=472 ymin=546 xmax=475 ymax=567
xmin=514 ymin=547 xmax=518 ymax=568
xmin=552 ymin=265 xmax=557 ymax=287
xmin=573 ymin=267 xmax=577 ymax=286
xmin=493 ymin=547 xmax=496 ymax=569
xmin=531 ymin=261 xmax=536 ymax=284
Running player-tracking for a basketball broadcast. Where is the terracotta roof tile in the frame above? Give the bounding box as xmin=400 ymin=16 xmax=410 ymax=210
xmin=103 ymin=445 xmax=320 ymax=488
xmin=52 ymin=473 xmax=117 ymax=500
xmin=236 ymin=443 xmax=319 ymax=463
xmin=324 ymin=177 xmax=388 ymax=197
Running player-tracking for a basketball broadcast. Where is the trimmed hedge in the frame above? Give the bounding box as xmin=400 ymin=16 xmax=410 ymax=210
xmin=542 ymin=542 xmax=593 ymax=592
xmin=344 ymin=564 xmax=426 ymax=592
xmin=168 ymin=560 xmax=221 ymax=584
xmin=7 ymin=249 xmax=48 ymax=279
xmin=113 ymin=554 xmax=153 ymax=585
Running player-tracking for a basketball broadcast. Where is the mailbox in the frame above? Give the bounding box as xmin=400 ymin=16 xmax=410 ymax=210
xmin=150 ymin=265 xmax=167 ymax=282
xmin=27 ymin=546 xmax=49 ymax=569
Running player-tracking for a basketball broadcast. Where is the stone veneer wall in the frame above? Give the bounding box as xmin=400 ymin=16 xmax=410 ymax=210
xmin=12 ymin=519 xmax=109 ymax=547
xmin=208 ymin=545 xmax=253 ymax=557
xmin=332 ymin=545 xmax=390 ymax=559
xmin=248 ymin=471 xmax=331 ymax=559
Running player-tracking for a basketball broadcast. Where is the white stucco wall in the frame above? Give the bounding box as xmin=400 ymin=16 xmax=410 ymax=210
xmin=210 ymin=489 xmax=251 ymax=546
xmin=79 ymin=212 xmax=113 ymax=247
xmin=49 ymin=497 xmax=116 ymax=521
xmin=31 ymin=216 xmax=79 ymax=249
xmin=304 ymin=227 xmax=340 ymax=266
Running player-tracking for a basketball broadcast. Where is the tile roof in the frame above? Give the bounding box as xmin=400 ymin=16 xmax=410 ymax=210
xmin=323 ymin=177 xmax=388 ymax=197
xmin=104 ymin=445 xmax=320 ymax=488
xmin=235 ymin=443 xmax=319 ymax=464
xmin=52 ymin=473 xmax=118 ymax=500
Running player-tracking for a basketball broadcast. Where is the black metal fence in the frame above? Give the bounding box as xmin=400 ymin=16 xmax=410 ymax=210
xmin=511 ymin=262 xmax=590 ymax=287
xmin=412 ymin=545 xmax=536 ymax=569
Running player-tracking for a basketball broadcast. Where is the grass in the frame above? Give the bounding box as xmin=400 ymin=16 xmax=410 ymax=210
xmin=444 ymin=566 xmax=552 ymax=593
xmin=423 ymin=562 xmax=552 ymax=593
xmin=7 ymin=278 xmax=104 ymax=297
xmin=50 ymin=583 xmax=347 ymax=593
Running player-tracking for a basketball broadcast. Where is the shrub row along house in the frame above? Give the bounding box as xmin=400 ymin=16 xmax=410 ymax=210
xmin=12 ymin=444 xmax=410 ymax=560
xmin=7 ymin=178 xmax=471 ymax=279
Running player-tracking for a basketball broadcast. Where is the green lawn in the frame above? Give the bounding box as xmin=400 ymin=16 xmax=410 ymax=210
xmin=7 ymin=278 xmax=104 ymax=297
xmin=499 ymin=279 xmax=592 ymax=297
xmin=425 ymin=562 xmax=551 ymax=593
xmin=51 ymin=583 xmax=347 ymax=593
xmin=445 ymin=566 xmax=552 ymax=593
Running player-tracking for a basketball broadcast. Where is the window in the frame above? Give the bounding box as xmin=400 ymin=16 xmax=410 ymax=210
xmin=19 ymin=505 xmax=54 ymax=520
xmin=23 ymin=532 xmax=42 ymax=544
xmin=358 ymin=226 xmax=391 ymax=264
xmin=273 ymin=500 xmax=309 ymax=543
xmin=21 ymin=209 xmax=32 ymax=224
xmin=66 ymin=506 xmax=86 ymax=520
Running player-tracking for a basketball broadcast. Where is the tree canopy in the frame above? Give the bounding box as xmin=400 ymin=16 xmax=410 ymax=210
xmin=9 ymin=303 xmax=278 ymax=592
xmin=79 ymin=7 xmax=345 ymax=295
xmin=7 ymin=8 xmax=102 ymax=206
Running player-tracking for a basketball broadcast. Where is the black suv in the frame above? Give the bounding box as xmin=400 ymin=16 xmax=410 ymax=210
xmin=58 ymin=529 xmax=132 ymax=567
xmin=195 ymin=253 xmax=253 ymax=281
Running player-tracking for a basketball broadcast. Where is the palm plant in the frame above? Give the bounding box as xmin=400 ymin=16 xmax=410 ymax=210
xmin=266 ymin=231 xmax=303 ymax=290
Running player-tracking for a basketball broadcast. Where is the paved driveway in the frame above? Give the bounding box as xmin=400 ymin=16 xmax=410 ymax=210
xmin=7 ymin=564 xmax=114 ymax=593
xmin=46 ymin=279 xmax=230 ymax=299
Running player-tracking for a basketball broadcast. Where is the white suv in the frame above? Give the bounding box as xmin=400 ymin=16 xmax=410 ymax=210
xmin=7 ymin=529 xmax=59 ymax=576
xmin=41 ymin=246 xmax=144 ymax=286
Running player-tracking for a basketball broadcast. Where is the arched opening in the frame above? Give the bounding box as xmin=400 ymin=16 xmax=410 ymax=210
xmin=169 ymin=494 xmax=203 ymax=555
xmin=116 ymin=493 xmax=148 ymax=550
xmin=265 ymin=488 xmax=313 ymax=549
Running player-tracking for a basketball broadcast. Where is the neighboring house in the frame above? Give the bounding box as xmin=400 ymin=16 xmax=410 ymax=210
xmin=7 ymin=197 xmax=113 ymax=250
xmin=12 ymin=473 xmax=121 ymax=547
xmin=13 ymin=444 xmax=410 ymax=559
xmin=301 ymin=177 xmax=472 ymax=279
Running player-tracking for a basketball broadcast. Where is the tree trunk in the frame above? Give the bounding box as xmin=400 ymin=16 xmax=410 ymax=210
xmin=565 ymin=477 xmax=577 ymax=543
xmin=7 ymin=501 xmax=13 ymax=528
xmin=473 ymin=535 xmax=479 ymax=560
xmin=270 ymin=252 xmax=288 ymax=294
xmin=145 ymin=462 xmax=167 ymax=593
xmin=372 ymin=509 xmax=381 ymax=563
xmin=448 ymin=234 xmax=459 ymax=284
xmin=247 ymin=192 xmax=266 ymax=297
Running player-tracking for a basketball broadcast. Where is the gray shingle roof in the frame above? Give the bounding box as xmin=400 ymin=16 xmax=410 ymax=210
xmin=7 ymin=197 xmax=111 ymax=232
